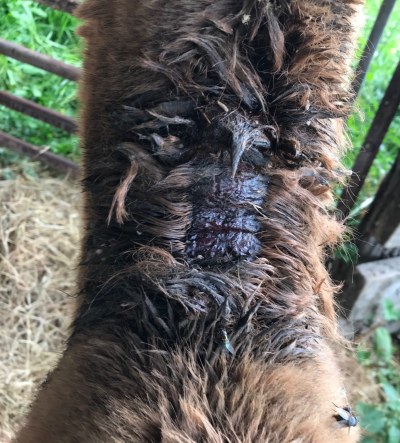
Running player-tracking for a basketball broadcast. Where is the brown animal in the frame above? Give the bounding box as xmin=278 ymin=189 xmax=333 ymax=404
xmin=14 ymin=0 xmax=363 ymax=441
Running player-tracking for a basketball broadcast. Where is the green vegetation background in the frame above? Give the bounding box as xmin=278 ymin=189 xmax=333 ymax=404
xmin=1 ymin=1 xmax=400 ymax=442
xmin=0 ymin=0 xmax=81 ymax=159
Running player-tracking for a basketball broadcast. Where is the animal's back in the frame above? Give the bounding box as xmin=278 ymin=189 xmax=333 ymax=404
xmin=14 ymin=0 xmax=363 ymax=441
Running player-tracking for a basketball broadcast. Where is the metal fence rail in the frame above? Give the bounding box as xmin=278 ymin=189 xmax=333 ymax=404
xmin=0 ymin=3 xmax=80 ymax=176
xmin=352 ymin=0 xmax=396 ymax=97
xmin=338 ymin=60 xmax=400 ymax=218
xmin=0 ymin=38 xmax=80 ymax=81
xmin=0 ymin=131 xmax=80 ymax=178
xmin=34 ymin=0 xmax=80 ymax=13
xmin=0 ymin=91 xmax=77 ymax=133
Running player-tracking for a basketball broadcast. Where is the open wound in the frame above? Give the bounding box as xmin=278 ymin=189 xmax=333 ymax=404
xmin=185 ymin=166 xmax=268 ymax=264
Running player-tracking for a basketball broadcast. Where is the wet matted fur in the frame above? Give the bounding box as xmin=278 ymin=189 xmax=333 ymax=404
xmin=14 ymin=1 xmax=363 ymax=442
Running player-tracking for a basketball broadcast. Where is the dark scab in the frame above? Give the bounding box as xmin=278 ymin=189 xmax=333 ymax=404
xmin=186 ymin=229 xmax=262 ymax=263
xmin=186 ymin=167 xmax=268 ymax=264
xmin=191 ymin=170 xmax=266 ymax=206
xmin=191 ymin=208 xmax=262 ymax=234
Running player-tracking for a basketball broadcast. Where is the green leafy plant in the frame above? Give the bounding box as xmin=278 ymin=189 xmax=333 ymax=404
xmin=0 ymin=0 xmax=80 ymax=159
xmin=356 ymin=300 xmax=400 ymax=442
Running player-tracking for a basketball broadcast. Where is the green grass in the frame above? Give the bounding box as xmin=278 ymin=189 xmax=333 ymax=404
xmin=0 ymin=0 xmax=80 ymax=159
xmin=356 ymin=300 xmax=400 ymax=443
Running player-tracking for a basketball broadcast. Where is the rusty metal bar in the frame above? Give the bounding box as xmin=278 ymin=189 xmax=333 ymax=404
xmin=0 ymin=38 xmax=81 ymax=81
xmin=357 ymin=151 xmax=400 ymax=260
xmin=0 ymin=131 xmax=80 ymax=178
xmin=0 ymin=91 xmax=77 ymax=133
xmin=33 ymin=0 xmax=80 ymax=13
xmin=334 ymin=153 xmax=400 ymax=314
xmin=352 ymin=0 xmax=396 ymax=97
xmin=338 ymin=60 xmax=400 ymax=218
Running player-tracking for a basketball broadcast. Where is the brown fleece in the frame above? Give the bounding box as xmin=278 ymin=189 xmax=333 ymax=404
xmin=14 ymin=0 xmax=363 ymax=442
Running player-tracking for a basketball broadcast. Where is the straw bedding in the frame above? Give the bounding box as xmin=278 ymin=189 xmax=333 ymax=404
xmin=0 ymin=171 xmax=80 ymax=441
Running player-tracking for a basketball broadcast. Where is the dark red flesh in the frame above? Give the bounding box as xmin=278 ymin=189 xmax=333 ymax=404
xmin=185 ymin=166 xmax=268 ymax=264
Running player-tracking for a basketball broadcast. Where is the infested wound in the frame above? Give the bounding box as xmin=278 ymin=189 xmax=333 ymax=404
xmin=185 ymin=165 xmax=268 ymax=263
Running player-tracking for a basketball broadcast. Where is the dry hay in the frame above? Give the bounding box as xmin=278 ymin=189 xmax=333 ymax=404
xmin=0 ymin=170 xmax=80 ymax=441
